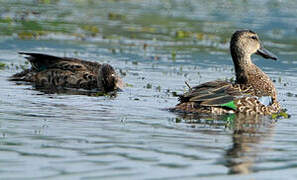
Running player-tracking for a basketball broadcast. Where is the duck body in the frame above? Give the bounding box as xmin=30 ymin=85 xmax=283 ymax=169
xmin=172 ymin=30 xmax=281 ymax=115
xmin=10 ymin=52 xmax=123 ymax=92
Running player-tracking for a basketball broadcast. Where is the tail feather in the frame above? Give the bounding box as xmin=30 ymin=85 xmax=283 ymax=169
xmin=9 ymin=69 xmax=33 ymax=81
xmin=18 ymin=52 xmax=65 ymax=71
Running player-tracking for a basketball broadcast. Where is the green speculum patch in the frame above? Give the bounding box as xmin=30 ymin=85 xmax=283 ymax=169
xmin=221 ymin=101 xmax=237 ymax=110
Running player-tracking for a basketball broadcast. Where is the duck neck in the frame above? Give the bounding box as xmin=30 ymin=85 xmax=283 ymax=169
xmin=231 ymin=51 xmax=253 ymax=84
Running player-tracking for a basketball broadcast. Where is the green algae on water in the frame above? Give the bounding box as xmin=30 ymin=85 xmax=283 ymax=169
xmin=0 ymin=62 xmax=6 ymax=70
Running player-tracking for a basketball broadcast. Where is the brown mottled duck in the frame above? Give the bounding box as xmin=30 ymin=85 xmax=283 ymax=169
xmin=171 ymin=30 xmax=281 ymax=115
xmin=10 ymin=52 xmax=123 ymax=93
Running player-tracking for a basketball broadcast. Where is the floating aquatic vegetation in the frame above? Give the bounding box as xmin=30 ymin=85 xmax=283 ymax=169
xmin=125 ymin=83 xmax=133 ymax=87
xmin=272 ymin=110 xmax=290 ymax=119
xmin=146 ymin=83 xmax=152 ymax=89
xmin=286 ymin=92 xmax=297 ymax=97
xmin=175 ymin=30 xmax=192 ymax=39
xmin=143 ymin=43 xmax=148 ymax=50
xmin=141 ymin=27 xmax=156 ymax=33
xmin=0 ymin=62 xmax=6 ymax=70
xmin=156 ymin=85 xmax=161 ymax=92
xmin=171 ymin=50 xmax=176 ymax=61
xmin=17 ymin=31 xmax=48 ymax=39
xmin=37 ymin=0 xmax=56 ymax=4
xmin=108 ymin=12 xmax=125 ymax=20
xmin=0 ymin=17 xmax=13 ymax=24
xmin=81 ymin=25 xmax=99 ymax=36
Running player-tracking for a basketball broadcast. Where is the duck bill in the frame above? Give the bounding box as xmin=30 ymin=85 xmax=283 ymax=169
xmin=256 ymin=46 xmax=278 ymax=60
xmin=115 ymin=77 xmax=124 ymax=91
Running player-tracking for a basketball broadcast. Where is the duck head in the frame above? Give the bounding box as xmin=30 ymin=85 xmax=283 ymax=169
xmin=230 ymin=30 xmax=277 ymax=64
xmin=97 ymin=64 xmax=123 ymax=92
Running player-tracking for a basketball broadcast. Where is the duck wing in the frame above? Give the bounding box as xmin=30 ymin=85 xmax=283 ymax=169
xmin=19 ymin=52 xmax=101 ymax=73
xmin=178 ymin=80 xmax=250 ymax=108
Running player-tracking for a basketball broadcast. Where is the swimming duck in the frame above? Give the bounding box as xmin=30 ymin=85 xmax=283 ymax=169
xmin=10 ymin=52 xmax=123 ymax=92
xmin=172 ymin=30 xmax=281 ymax=115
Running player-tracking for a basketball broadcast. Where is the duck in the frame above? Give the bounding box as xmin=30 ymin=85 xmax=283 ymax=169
xmin=10 ymin=52 xmax=124 ymax=92
xmin=171 ymin=30 xmax=281 ymax=115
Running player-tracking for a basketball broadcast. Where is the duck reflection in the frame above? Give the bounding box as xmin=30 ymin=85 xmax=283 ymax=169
xmin=224 ymin=114 xmax=275 ymax=174
xmin=34 ymin=87 xmax=119 ymax=97
xmin=174 ymin=113 xmax=276 ymax=174
xmin=13 ymin=81 xmax=119 ymax=97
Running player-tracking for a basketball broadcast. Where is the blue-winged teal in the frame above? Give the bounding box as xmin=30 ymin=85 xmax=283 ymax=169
xmin=10 ymin=52 xmax=123 ymax=92
xmin=172 ymin=30 xmax=281 ymax=115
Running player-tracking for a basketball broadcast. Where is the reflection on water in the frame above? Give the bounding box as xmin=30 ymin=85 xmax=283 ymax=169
xmin=31 ymin=85 xmax=119 ymax=97
xmin=225 ymin=114 xmax=275 ymax=175
xmin=175 ymin=113 xmax=276 ymax=175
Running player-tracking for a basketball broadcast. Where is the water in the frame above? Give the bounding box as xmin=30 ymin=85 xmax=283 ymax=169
xmin=0 ymin=0 xmax=297 ymax=179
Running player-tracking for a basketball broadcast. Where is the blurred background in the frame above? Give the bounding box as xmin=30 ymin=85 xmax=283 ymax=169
xmin=0 ymin=0 xmax=297 ymax=179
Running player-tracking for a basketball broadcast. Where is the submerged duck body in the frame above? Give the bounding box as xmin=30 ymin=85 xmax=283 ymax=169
xmin=10 ymin=52 xmax=123 ymax=92
xmin=172 ymin=30 xmax=281 ymax=115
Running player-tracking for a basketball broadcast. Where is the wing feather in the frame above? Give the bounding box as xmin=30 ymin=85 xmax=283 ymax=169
xmin=18 ymin=52 xmax=101 ymax=73
xmin=178 ymin=80 xmax=250 ymax=109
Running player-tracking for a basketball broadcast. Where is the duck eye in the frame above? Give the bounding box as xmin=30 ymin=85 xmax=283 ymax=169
xmin=251 ymin=36 xmax=257 ymax=40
